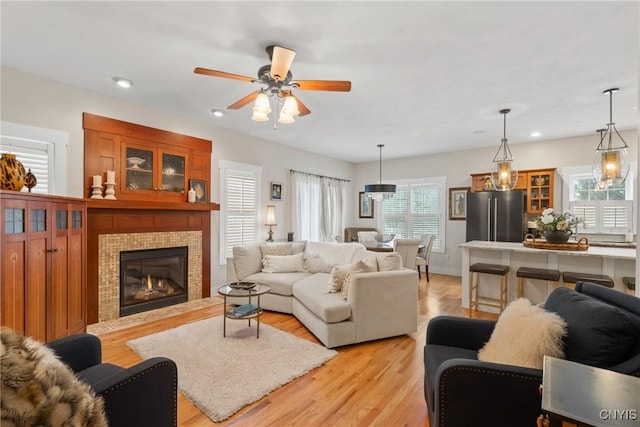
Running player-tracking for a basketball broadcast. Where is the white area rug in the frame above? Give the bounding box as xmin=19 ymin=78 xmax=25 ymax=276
xmin=127 ymin=316 xmax=337 ymax=422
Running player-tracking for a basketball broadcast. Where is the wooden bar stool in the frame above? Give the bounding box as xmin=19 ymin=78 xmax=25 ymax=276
xmin=561 ymin=271 xmax=614 ymax=288
xmin=469 ymin=263 xmax=509 ymax=315
xmin=623 ymin=277 xmax=635 ymax=295
xmin=516 ymin=267 xmax=560 ymax=298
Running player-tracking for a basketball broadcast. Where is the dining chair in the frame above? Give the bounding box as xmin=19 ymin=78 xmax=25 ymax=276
xmin=415 ymin=234 xmax=435 ymax=282
xmin=394 ymin=238 xmax=421 ymax=269
xmin=357 ymin=231 xmax=378 ymax=243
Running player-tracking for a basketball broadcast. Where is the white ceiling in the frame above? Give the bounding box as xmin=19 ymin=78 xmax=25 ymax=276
xmin=1 ymin=1 xmax=638 ymax=163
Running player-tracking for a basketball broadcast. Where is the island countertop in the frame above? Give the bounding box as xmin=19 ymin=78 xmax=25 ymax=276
xmin=459 ymin=240 xmax=636 ymax=260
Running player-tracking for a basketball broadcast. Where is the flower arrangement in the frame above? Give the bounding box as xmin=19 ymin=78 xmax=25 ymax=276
xmin=536 ymin=208 xmax=584 ymax=233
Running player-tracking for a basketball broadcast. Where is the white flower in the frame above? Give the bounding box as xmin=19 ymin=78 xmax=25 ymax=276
xmin=542 ymin=208 xmax=554 ymax=216
xmin=541 ymin=214 xmax=555 ymax=224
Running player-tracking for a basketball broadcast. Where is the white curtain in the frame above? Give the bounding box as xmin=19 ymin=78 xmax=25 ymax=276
xmin=290 ymin=171 xmax=347 ymax=242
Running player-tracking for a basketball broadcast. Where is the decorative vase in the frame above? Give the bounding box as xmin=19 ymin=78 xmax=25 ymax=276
xmin=25 ymin=169 xmax=37 ymax=192
xmin=0 ymin=153 xmax=26 ymax=191
xmin=544 ymin=230 xmax=571 ymax=244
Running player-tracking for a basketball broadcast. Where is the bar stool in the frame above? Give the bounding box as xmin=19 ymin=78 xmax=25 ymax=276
xmin=516 ymin=267 xmax=561 ymax=298
xmin=623 ymin=277 xmax=635 ymax=295
xmin=469 ymin=263 xmax=509 ymax=315
xmin=561 ymin=271 xmax=614 ymax=288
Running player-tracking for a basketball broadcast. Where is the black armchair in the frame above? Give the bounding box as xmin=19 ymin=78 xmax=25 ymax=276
xmin=47 ymin=333 xmax=178 ymax=427
xmin=423 ymin=282 xmax=640 ymax=427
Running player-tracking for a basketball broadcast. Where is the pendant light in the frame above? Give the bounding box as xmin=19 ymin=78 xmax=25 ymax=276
xmin=592 ymin=88 xmax=629 ymax=189
xmin=490 ymin=109 xmax=518 ymax=191
xmin=365 ymin=144 xmax=396 ymax=200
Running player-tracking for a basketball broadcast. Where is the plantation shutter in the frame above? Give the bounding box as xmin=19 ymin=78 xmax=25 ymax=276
xmin=569 ymin=200 xmax=632 ymax=233
xmin=601 ymin=202 xmax=631 ymax=232
xmin=225 ymin=173 xmax=257 ymax=257
xmin=383 ymin=187 xmax=408 ymax=237
xmin=0 ymin=137 xmax=52 ymax=194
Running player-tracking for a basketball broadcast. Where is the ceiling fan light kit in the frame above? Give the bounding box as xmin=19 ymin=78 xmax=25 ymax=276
xmin=365 ymin=144 xmax=396 ymax=201
xmin=592 ymin=88 xmax=630 ymax=189
xmin=195 ymin=44 xmax=351 ymax=126
xmin=490 ymin=108 xmax=518 ymax=191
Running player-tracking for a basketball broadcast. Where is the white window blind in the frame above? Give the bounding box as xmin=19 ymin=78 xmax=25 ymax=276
xmin=569 ymin=200 xmax=632 ymax=233
xmin=219 ymin=161 xmax=262 ymax=264
xmin=0 ymin=136 xmax=52 ymax=194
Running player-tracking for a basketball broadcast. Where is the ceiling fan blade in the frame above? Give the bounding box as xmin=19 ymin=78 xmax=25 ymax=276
xmin=270 ymin=46 xmax=296 ymax=82
xmin=194 ymin=67 xmax=254 ymax=83
xmin=294 ymin=80 xmax=352 ymax=92
xmin=291 ymin=94 xmax=311 ymax=116
xmin=227 ymin=91 xmax=260 ymax=109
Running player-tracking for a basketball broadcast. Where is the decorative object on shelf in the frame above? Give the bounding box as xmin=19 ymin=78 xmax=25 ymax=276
xmin=523 ymin=234 xmax=589 ymax=251
xmin=0 ymin=153 xmax=26 ymax=191
xmin=265 ymin=205 xmax=277 ymax=242
xmin=592 ymin=88 xmax=630 ymax=189
xmin=490 ymin=109 xmax=518 ymax=191
xmin=364 ymin=144 xmax=396 ymax=200
xmin=270 ymin=182 xmax=282 ymax=201
xmin=188 ymin=179 xmax=207 ymax=202
xmin=536 ymin=208 xmax=584 ymax=243
xmin=90 ymin=185 xmax=103 ymax=199
xmin=449 ymin=187 xmax=470 ymax=220
xmin=188 ymin=187 xmax=196 ymax=203
xmin=358 ymin=191 xmax=374 ymax=218
xmin=374 ymin=233 xmax=396 ymax=243
xmin=104 ymin=170 xmax=116 ymax=200
xmin=24 ymin=169 xmax=37 ymax=192
xmin=126 ymin=156 xmax=146 ymax=169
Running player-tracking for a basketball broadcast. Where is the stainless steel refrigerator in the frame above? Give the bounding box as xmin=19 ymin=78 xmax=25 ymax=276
xmin=466 ymin=191 xmax=526 ymax=242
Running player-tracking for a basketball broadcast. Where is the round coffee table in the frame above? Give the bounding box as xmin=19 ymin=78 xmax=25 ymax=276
xmin=218 ymin=283 xmax=271 ymax=338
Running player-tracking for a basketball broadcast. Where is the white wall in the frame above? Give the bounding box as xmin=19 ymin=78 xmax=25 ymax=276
xmin=2 ymin=68 xmax=637 ymax=284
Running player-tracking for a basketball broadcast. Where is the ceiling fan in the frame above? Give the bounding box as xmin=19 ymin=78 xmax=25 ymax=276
xmin=194 ymin=45 xmax=351 ymax=118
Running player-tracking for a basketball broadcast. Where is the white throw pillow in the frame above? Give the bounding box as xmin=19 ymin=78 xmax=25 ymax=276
xmin=260 ymin=243 xmax=292 ymax=257
xmin=261 ymin=253 xmax=306 ymax=273
xmin=232 ymin=244 xmax=262 ymax=280
xmin=341 ymin=259 xmax=378 ymax=300
xmin=304 ymin=241 xmax=363 ymax=273
xmin=376 ymin=252 xmax=403 ymax=271
xmin=477 ymin=298 xmax=567 ymax=369
xmin=326 ymin=264 xmax=353 ymax=293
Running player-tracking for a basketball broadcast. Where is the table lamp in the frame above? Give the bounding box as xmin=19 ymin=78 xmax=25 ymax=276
xmin=266 ymin=205 xmax=277 ymax=242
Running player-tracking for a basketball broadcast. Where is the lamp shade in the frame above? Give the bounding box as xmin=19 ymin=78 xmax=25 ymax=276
xmin=266 ymin=205 xmax=277 ymax=225
xmin=364 ymin=144 xmax=396 ymax=200
xmin=253 ymin=92 xmax=271 ymax=114
xmin=281 ymin=95 xmax=300 ymax=116
xmin=490 ymin=109 xmax=518 ymax=191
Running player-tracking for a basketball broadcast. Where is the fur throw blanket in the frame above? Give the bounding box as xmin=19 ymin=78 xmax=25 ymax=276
xmin=1 ymin=327 xmax=108 ymax=427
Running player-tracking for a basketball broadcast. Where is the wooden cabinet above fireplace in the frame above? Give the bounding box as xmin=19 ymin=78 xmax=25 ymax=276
xmin=83 ymin=113 xmax=214 ymax=204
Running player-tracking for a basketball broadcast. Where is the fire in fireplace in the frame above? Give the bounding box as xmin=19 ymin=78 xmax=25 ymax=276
xmin=119 ymin=246 xmax=188 ymax=316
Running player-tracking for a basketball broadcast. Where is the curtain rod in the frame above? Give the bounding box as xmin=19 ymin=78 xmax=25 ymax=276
xmin=290 ymin=169 xmax=350 ymax=183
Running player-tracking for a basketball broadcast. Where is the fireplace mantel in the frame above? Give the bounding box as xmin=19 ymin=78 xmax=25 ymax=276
xmin=86 ymin=203 xmax=216 ymax=324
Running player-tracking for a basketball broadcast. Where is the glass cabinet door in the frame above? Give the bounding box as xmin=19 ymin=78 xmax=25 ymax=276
xmin=160 ymin=152 xmax=186 ymax=194
xmin=125 ymin=147 xmax=154 ymax=191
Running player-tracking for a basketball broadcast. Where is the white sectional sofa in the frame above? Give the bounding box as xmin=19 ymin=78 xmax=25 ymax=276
xmin=226 ymin=241 xmax=419 ymax=348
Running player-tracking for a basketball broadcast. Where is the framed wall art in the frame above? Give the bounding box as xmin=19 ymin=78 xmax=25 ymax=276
xmin=271 ymin=182 xmax=283 ymax=201
xmin=449 ymin=187 xmax=470 ymax=220
xmin=189 ymin=179 xmax=208 ymax=203
xmin=359 ymin=192 xmax=374 ymax=218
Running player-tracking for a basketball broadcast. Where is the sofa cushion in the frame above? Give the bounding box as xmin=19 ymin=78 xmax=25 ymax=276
xmin=341 ymin=259 xmax=378 ymax=300
xmin=375 ymin=252 xmax=403 ymax=271
xmin=232 ymin=244 xmax=262 ymax=280
xmin=304 ymin=241 xmax=364 ymax=273
xmin=477 ymin=298 xmax=567 ymax=369
xmin=261 ymin=253 xmax=306 ymax=273
xmin=351 ymin=246 xmax=378 ymax=266
xmin=293 ymin=274 xmax=352 ymax=323
xmin=544 ymin=286 xmax=636 ymax=367
xmin=260 ymin=243 xmax=292 ymax=257
xmin=327 ymin=264 xmax=353 ymax=293
xmin=244 ymin=272 xmax=312 ymax=297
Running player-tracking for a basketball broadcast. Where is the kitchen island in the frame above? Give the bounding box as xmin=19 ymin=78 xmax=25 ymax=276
xmin=460 ymin=240 xmax=637 ymax=312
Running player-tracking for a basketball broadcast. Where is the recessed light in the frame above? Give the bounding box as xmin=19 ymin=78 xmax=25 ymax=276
xmin=211 ymin=109 xmax=224 ymax=117
xmin=530 ymin=132 xmax=541 ymax=138
xmin=113 ymin=77 xmax=133 ymax=88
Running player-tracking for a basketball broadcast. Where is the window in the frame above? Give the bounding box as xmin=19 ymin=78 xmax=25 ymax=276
xmin=380 ymin=177 xmax=446 ymax=252
xmin=564 ymin=166 xmax=634 ymax=234
xmin=219 ymin=160 xmax=262 ymax=264
xmin=1 ymin=121 xmax=68 ymax=194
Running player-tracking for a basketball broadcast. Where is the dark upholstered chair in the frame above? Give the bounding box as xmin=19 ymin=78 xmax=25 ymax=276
xmin=47 ymin=333 xmax=178 ymax=427
xmin=423 ymin=282 xmax=640 ymax=427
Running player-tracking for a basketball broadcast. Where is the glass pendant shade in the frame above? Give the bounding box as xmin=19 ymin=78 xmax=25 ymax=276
xmin=593 ymin=88 xmax=630 ymax=189
xmin=278 ymin=112 xmax=295 ymax=124
xmin=253 ymin=92 xmax=271 ymax=114
xmin=281 ymin=95 xmax=300 ymax=116
xmin=251 ymin=110 xmax=269 ymax=122
xmin=364 ymin=144 xmax=396 ymax=200
xmin=490 ymin=109 xmax=518 ymax=191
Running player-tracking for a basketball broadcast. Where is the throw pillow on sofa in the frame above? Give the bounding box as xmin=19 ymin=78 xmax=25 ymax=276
xmin=478 ymin=298 xmax=567 ymax=369
xmin=261 ymin=253 xmax=307 ymax=273
xmin=260 ymin=243 xmax=292 ymax=257
xmin=233 ymin=244 xmax=263 ymax=281
xmin=341 ymin=259 xmax=378 ymax=300
xmin=327 ymin=264 xmax=353 ymax=293
xmin=375 ymin=252 xmax=403 ymax=271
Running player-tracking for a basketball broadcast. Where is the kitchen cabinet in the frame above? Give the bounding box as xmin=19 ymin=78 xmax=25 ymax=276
xmin=470 ymin=172 xmax=527 ymax=192
xmin=1 ymin=192 xmax=86 ymax=342
xmin=527 ymin=169 xmax=555 ymax=214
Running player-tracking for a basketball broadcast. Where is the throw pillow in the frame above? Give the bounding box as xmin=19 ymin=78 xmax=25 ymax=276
xmin=544 ymin=286 xmax=636 ymax=367
xmin=232 ymin=244 xmax=262 ymax=280
xmin=326 ymin=264 xmax=353 ymax=293
xmin=1 ymin=327 xmax=108 ymax=427
xmin=477 ymin=298 xmax=567 ymax=369
xmin=376 ymin=252 xmax=403 ymax=271
xmin=261 ymin=253 xmax=306 ymax=273
xmin=260 ymin=243 xmax=292 ymax=257
xmin=341 ymin=259 xmax=378 ymax=300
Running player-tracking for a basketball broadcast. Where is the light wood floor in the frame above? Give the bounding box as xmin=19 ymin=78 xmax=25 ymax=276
xmin=97 ymin=273 xmax=498 ymax=426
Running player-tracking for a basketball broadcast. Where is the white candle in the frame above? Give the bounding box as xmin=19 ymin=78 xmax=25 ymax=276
xmin=93 ymin=175 xmax=102 ymax=187
xmin=106 ymin=170 xmax=115 ymax=183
